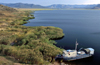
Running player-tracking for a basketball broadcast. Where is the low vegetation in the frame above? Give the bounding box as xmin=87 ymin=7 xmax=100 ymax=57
xmin=0 ymin=5 xmax=64 ymax=65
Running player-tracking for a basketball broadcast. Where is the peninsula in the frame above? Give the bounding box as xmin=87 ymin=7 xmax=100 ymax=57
xmin=0 ymin=5 xmax=64 ymax=64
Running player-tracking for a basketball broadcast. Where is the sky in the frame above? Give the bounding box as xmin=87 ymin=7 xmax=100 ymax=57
xmin=0 ymin=0 xmax=100 ymax=6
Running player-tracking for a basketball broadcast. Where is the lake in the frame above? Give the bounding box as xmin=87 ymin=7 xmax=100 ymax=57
xmin=24 ymin=10 xmax=100 ymax=65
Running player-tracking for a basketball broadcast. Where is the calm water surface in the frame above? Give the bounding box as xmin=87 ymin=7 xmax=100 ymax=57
xmin=24 ymin=10 xmax=100 ymax=65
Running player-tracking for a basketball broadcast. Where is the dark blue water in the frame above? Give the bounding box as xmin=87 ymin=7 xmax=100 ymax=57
xmin=24 ymin=10 xmax=100 ymax=65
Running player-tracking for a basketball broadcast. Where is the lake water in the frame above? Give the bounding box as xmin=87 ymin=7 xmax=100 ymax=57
xmin=24 ymin=10 xmax=100 ymax=65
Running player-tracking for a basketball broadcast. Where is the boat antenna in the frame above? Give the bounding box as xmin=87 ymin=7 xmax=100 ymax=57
xmin=75 ymin=39 xmax=78 ymax=50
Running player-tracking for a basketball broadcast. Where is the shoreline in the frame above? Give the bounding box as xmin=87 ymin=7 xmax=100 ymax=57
xmin=0 ymin=8 xmax=64 ymax=65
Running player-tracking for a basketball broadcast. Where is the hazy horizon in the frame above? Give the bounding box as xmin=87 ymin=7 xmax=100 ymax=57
xmin=0 ymin=0 xmax=100 ymax=6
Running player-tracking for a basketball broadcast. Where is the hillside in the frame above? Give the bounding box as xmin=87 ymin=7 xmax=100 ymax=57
xmin=0 ymin=4 xmax=64 ymax=65
xmin=0 ymin=4 xmax=17 ymax=12
xmin=0 ymin=4 xmax=18 ymax=27
xmin=1 ymin=3 xmax=46 ymax=8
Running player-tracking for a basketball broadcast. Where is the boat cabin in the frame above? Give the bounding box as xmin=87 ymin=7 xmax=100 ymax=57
xmin=62 ymin=50 xmax=77 ymax=58
xmin=62 ymin=48 xmax=94 ymax=58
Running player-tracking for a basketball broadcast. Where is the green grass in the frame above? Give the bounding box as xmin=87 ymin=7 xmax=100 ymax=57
xmin=0 ymin=8 xmax=64 ymax=64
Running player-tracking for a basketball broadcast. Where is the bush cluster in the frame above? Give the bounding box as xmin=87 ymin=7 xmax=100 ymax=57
xmin=0 ymin=9 xmax=64 ymax=64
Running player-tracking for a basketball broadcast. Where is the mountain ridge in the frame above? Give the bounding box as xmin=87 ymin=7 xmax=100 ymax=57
xmin=93 ymin=4 xmax=100 ymax=9
xmin=46 ymin=4 xmax=97 ymax=9
xmin=0 ymin=3 xmax=46 ymax=8
xmin=0 ymin=3 xmax=99 ymax=9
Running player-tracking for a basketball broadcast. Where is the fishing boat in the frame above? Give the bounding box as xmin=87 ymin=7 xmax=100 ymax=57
xmin=55 ymin=40 xmax=94 ymax=61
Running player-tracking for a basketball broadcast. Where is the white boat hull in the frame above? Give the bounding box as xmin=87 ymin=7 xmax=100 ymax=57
xmin=55 ymin=54 xmax=93 ymax=61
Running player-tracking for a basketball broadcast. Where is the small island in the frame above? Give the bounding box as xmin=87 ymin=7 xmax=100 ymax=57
xmin=0 ymin=5 xmax=64 ymax=64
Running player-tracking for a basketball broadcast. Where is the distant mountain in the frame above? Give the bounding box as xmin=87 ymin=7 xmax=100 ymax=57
xmin=93 ymin=4 xmax=100 ymax=9
xmin=47 ymin=4 xmax=97 ymax=9
xmin=0 ymin=3 xmax=97 ymax=9
xmin=0 ymin=3 xmax=46 ymax=8
xmin=0 ymin=4 xmax=17 ymax=12
xmin=85 ymin=5 xmax=97 ymax=9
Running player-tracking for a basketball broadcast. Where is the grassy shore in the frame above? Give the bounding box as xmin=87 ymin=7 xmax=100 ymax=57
xmin=0 ymin=8 xmax=64 ymax=65
xmin=16 ymin=8 xmax=55 ymax=11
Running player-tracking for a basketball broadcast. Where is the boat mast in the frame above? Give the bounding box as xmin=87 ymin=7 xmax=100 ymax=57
xmin=75 ymin=39 xmax=78 ymax=50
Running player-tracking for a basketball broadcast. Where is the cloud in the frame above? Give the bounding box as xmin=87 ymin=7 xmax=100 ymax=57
xmin=83 ymin=0 xmax=100 ymax=4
